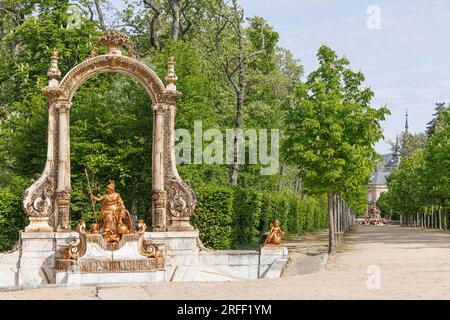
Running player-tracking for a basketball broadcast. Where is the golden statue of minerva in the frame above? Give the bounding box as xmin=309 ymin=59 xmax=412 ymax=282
xmin=92 ymin=180 xmax=131 ymax=238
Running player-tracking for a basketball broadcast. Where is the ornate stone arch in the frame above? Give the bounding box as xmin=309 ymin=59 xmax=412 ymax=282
xmin=58 ymin=54 xmax=165 ymax=103
xmin=23 ymin=30 xmax=196 ymax=233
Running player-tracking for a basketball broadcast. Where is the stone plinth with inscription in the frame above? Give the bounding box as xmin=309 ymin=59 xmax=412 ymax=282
xmin=55 ymin=232 xmax=165 ymax=285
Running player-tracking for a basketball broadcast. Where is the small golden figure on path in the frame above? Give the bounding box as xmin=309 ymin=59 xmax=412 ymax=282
xmin=264 ymin=219 xmax=285 ymax=245
xmin=92 ymin=180 xmax=132 ymax=241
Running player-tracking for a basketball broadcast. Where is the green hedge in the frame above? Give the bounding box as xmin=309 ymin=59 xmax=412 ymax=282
xmin=0 ymin=183 xmax=328 ymax=252
xmin=191 ymin=185 xmax=234 ymax=250
xmin=192 ymin=185 xmax=329 ymax=250
xmin=0 ymin=188 xmax=27 ymax=252
xmin=232 ymin=187 xmax=262 ymax=247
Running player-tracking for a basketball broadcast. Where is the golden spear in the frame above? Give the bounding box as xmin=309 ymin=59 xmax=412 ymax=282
xmin=84 ymin=168 xmax=98 ymax=224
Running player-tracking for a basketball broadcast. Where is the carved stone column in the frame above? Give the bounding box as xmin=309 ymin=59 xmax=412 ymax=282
xmin=162 ymin=100 xmax=196 ymax=232
xmin=55 ymin=101 xmax=71 ymax=232
xmin=23 ymin=52 xmax=61 ymax=232
xmin=158 ymin=57 xmax=196 ymax=232
xmin=152 ymin=103 xmax=168 ymax=231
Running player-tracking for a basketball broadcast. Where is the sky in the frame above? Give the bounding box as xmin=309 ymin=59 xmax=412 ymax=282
xmin=109 ymin=0 xmax=450 ymax=154
xmin=238 ymin=0 xmax=450 ymax=154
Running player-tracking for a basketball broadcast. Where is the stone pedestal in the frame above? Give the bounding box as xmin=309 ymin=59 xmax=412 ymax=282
xmin=0 ymin=250 xmax=20 ymax=287
xmin=147 ymin=231 xmax=199 ymax=260
xmin=24 ymin=217 xmax=53 ymax=233
xmin=18 ymin=232 xmax=56 ymax=286
xmin=259 ymin=245 xmax=289 ymax=278
xmin=146 ymin=231 xmax=198 ymax=281
xmin=16 ymin=231 xmax=76 ymax=286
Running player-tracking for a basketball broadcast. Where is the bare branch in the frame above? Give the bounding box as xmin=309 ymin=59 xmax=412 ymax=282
xmin=180 ymin=0 xmax=192 ymax=40
xmin=94 ymin=0 xmax=106 ymax=29
xmin=0 ymin=7 xmax=17 ymax=15
xmin=86 ymin=3 xmax=95 ymax=22
xmin=222 ymin=59 xmax=240 ymax=95
xmin=245 ymin=49 xmax=265 ymax=61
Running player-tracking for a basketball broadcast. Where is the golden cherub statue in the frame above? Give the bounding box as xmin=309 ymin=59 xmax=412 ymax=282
xmin=264 ymin=219 xmax=285 ymax=245
xmin=92 ymin=179 xmax=132 ymax=241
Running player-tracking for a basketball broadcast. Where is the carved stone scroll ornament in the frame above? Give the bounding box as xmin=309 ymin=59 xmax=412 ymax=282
xmin=24 ymin=178 xmax=53 ymax=218
xmin=59 ymin=220 xmax=87 ymax=260
xmin=23 ymin=176 xmax=56 ymax=232
xmin=139 ymin=238 xmax=163 ymax=259
xmin=166 ymin=177 xmax=197 ymax=217
xmin=166 ymin=178 xmax=196 ymax=231
xmin=136 ymin=219 xmax=147 ymax=234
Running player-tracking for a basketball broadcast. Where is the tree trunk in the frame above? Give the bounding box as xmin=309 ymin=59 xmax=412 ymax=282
xmin=443 ymin=207 xmax=447 ymax=230
xmin=145 ymin=201 xmax=150 ymax=226
xmin=333 ymin=193 xmax=338 ymax=245
xmin=294 ymin=177 xmax=301 ymax=194
xmin=144 ymin=0 xmax=162 ymax=50
xmin=277 ymin=165 xmax=285 ymax=192
xmin=338 ymin=195 xmax=342 ymax=242
xmin=230 ymin=45 xmax=245 ymax=185
xmin=432 ymin=211 xmax=435 ymax=229
xmin=328 ymin=192 xmax=335 ymax=254
xmin=343 ymin=203 xmax=347 ymax=233
xmin=230 ymin=91 xmax=243 ymax=185
xmin=168 ymin=0 xmax=181 ymax=40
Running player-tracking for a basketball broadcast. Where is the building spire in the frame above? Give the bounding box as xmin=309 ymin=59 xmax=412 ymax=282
xmin=393 ymin=134 xmax=400 ymax=156
xmin=405 ymin=109 xmax=409 ymax=134
xmin=387 ymin=133 xmax=402 ymax=170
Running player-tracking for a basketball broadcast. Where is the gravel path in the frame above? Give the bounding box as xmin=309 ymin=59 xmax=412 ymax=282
xmin=2 ymin=225 xmax=450 ymax=300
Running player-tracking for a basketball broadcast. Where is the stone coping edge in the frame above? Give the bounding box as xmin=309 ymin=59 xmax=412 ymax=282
xmin=0 ymin=281 xmax=161 ymax=293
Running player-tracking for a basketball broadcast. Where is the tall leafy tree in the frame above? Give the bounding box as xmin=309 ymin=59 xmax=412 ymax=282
xmin=422 ymin=106 xmax=450 ymax=210
xmin=426 ymin=102 xmax=449 ymax=137
xmin=375 ymin=106 xmax=449 ymax=228
xmin=285 ymin=45 xmax=389 ymax=251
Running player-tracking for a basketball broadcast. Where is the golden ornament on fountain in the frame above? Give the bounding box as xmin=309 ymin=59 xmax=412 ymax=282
xmin=116 ymin=224 xmax=130 ymax=235
xmin=264 ymin=219 xmax=285 ymax=246
xmin=90 ymin=223 xmax=100 ymax=234
xmin=91 ymin=179 xmax=132 ymax=241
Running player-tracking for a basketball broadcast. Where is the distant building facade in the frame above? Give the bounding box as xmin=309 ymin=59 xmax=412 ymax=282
xmin=368 ymin=134 xmax=402 ymax=206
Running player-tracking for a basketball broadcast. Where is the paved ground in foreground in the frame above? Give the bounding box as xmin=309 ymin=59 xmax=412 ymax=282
xmin=2 ymin=225 xmax=450 ymax=300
